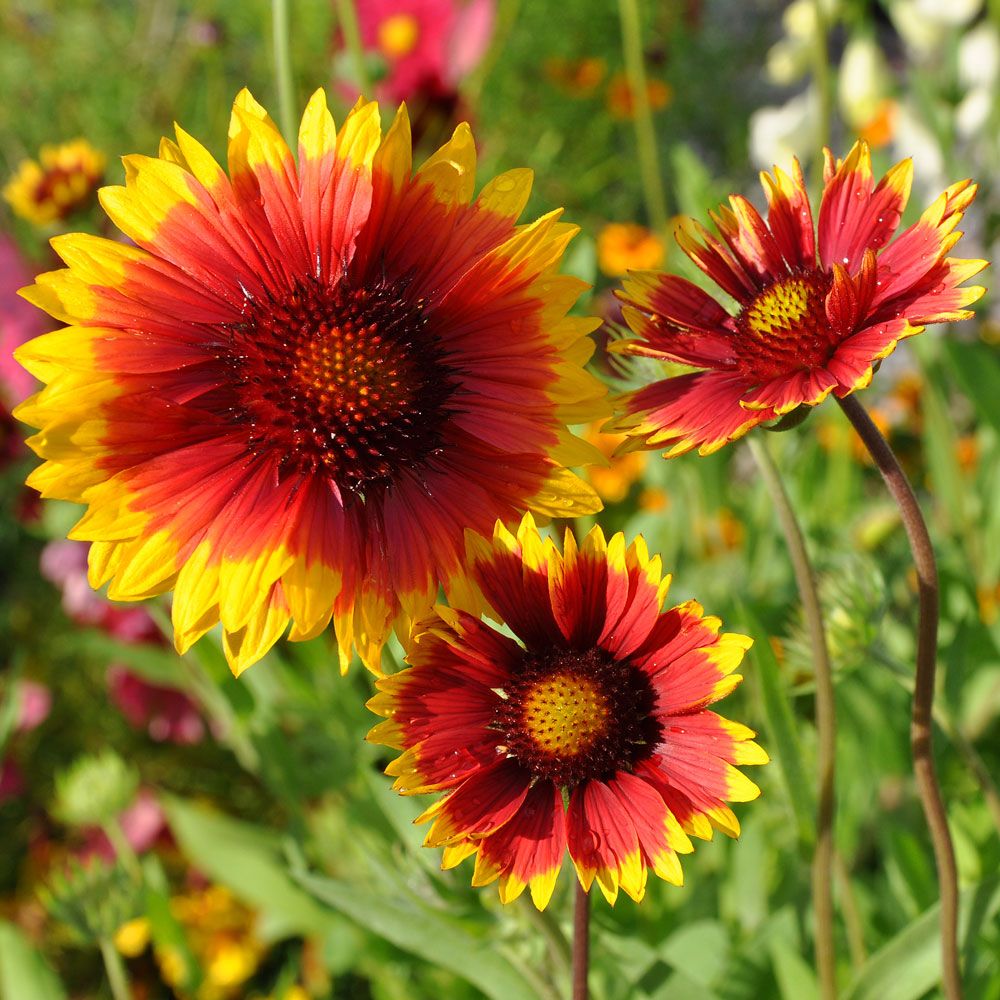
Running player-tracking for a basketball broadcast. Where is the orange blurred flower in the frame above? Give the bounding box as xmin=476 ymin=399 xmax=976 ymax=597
xmin=597 ymin=223 xmax=665 ymax=277
xmin=545 ymin=56 xmax=607 ymax=95
xmin=606 ymin=73 xmax=672 ymax=119
xmin=858 ymin=99 xmax=898 ymax=148
xmin=583 ymin=421 xmax=647 ymax=502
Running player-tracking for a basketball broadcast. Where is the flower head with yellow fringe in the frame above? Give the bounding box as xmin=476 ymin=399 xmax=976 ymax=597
xmin=368 ymin=514 xmax=767 ymax=908
xmin=14 ymin=90 xmax=606 ymax=675
xmin=608 ymin=141 xmax=986 ymax=457
xmin=4 ymin=139 xmax=105 ymax=226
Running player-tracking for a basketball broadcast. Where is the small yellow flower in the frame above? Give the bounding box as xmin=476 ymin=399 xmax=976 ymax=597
xmin=597 ymin=223 xmax=665 ymax=277
xmin=3 ymin=139 xmax=105 ymax=226
xmin=113 ymin=916 xmax=151 ymax=957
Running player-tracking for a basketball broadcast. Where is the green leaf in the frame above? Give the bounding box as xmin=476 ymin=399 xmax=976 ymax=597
xmin=943 ymin=339 xmax=1000 ymax=434
xmin=0 ymin=921 xmax=67 ymax=1000
xmin=740 ymin=603 xmax=815 ymax=851
xmin=660 ymin=920 xmax=730 ymax=988
xmin=294 ymin=870 xmax=542 ymax=1000
xmin=161 ymin=796 xmax=339 ymax=941
xmin=845 ymin=876 xmax=1000 ymax=1000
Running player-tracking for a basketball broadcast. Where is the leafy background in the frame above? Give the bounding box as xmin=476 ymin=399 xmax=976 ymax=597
xmin=2 ymin=0 xmax=1000 ymax=997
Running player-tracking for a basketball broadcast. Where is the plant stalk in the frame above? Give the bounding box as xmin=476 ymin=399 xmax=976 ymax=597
xmin=572 ymin=883 xmax=590 ymax=1000
xmin=270 ymin=0 xmax=296 ymax=143
xmin=838 ymin=393 xmax=961 ymax=999
xmin=99 ymin=936 xmax=131 ymax=1000
xmin=616 ymin=0 xmax=668 ymax=234
xmin=748 ymin=435 xmax=838 ymax=1000
xmin=811 ymin=0 xmax=833 ymax=152
xmin=334 ymin=0 xmax=371 ymax=96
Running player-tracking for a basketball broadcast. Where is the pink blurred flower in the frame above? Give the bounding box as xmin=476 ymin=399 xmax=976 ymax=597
xmin=39 ymin=540 xmax=160 ymax=643
xmin=81 ymin=789 xmax=169 ymax=861
xmin=108 ymin=665 xmax=206 ymax=745
xmin=350 ymin=0 xmax=495 ymax=104
xmin=0 ymin=234 xmax=44 ymax=408
xmin=15 ymin=680 xmax=51 ymax=732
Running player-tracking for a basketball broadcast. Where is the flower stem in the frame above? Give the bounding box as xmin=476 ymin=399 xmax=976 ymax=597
xmin=838 ymin=393 xmax=961 ymax=1000
xmin=811 ymin=0 xmax=833 ymax=152
xmin=334 ymin=0 xmax=370 ymax=96
xmin=616 ymin=0 xmax=668 ymax=234
xmin=270 ymin=0 xmax=296 ymax=144
xmin=572 ymin=883 xmax=590 ymax=1000
xmin=99 ymin=936 xmax=131 ymax=1000
xmin=102 ymin=816 xmax=142 ymax=884
xmin=748 ymin=435 xmax=837 ymax=1000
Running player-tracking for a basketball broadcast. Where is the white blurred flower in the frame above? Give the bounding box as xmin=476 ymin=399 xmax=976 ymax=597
xmin=889 ymin=0 xmax=983 ymax=56
xmin=839 ymin=35 xmax=894 ymax=130
xmin=749 ymin=88 xmax=821 ymax=170
xmin=954 ymin=23 xmax=1000 ymax=138
xmin=913 ymin=0 xmax=982 ymax=25
xmin=958 ymin=22 xmax=1000 ymax=90
xmin=765 ymin=0 xmax=840 ymax=85
xmin=892 ymin=102 xmax=945 ymax=191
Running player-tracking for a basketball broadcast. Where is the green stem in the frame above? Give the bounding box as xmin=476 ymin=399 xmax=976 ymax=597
xmin=524 ymin=901 xmax=572 ymax=988
xmin=145 ymin=603 xmax=260 ymax=774
xmin=271 ymin=0 xmax=296 ymax=143
xmin=811 ymin=0 xmax=833 ymax=153
xmin=102 ymin=817 xmax=142 ymax=884
xmin=572 ymin=883 xmax=590 ymax=1000
xmin=616 ymin=0 xmax=668 ymax=234
xmin=99 ymin=936 xmax=131 ymax=1000
xmin=838 ymin=394 xmax=961 ymax=1000
xmin=834 ymin=852 xmax=867 ymax=971
xmin=747 ymin=436 xmax=838 ymax=1000
xmin=334 ymin=0 xmax=371 ymax=96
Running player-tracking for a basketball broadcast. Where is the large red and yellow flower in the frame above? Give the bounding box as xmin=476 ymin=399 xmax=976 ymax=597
xmin=608 ymin=141 xmax=986 ymax=457
xmin=14 ymin=90 xmax=606 ymax=675
xmin=368 ymin=514 xmax=767 ymax=908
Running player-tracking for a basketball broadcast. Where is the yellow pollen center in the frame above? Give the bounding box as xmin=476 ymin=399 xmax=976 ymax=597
xmin=521 ymin=672 xmax=610 ymax=757
xmin=378 ymin=14 xmax=420 ymax=58
xmin=743 ymin=276 xmax=816 ymax=339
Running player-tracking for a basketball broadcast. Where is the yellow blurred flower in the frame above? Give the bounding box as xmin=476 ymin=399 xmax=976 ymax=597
xmin=3 ymin=139 xmax=105 ymax=226
xmin=162 ymin=884 xmax=265 ymax=1000
xmin=606 ymin=73 xmax=672 ymax=119
xmin=583 ymin=422 xmax=647 ymax=502
xmin=545 ymin=56 xmax=607 ymax=95
xmin=114 ymin=916 xmax=151 ymax=958
xmin=377 ymin=13 xmax=420 ymax=58
xmin=597 ymin=223 xmax=665 ymax=277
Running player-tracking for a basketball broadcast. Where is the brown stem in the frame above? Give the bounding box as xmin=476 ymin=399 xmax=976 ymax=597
xmin=572 ymin=883 xmax=590 ymax=1000
xmin=838 ymin=393 xmax=961 ymax=999
xmin=749 ymin=436 xmax=838 ymax=999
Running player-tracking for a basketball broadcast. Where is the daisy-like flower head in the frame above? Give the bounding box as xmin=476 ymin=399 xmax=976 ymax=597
xmin=4 ymin=139 xmax=105 ymax=227
xmin=368 ymin=514 xmax=767 ymax=908
xmin=608 ymin=141 xmax=987 ymax=457
xmin=15 ymin=90 xmax=606 ymax=675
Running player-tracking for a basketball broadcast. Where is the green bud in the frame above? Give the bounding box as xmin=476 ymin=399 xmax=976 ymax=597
xmin=52 ymin=750 xmax=139 ymax=829
xmin=40 ymin=857 xmax=142 ymax=944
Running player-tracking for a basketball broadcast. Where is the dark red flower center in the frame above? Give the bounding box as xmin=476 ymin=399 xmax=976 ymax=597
xmin=225 ymin=275 xmax=457 ymax=493
xmin=733 ymin=272 xmax=836 ymax=381
xmin=495 ymin=647 xmax=661 ymax=786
